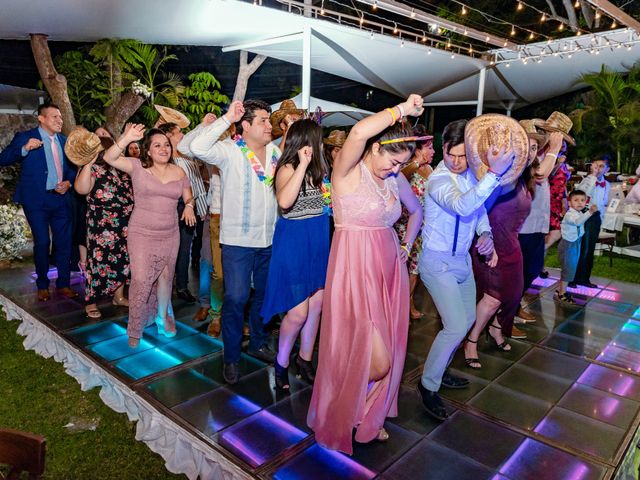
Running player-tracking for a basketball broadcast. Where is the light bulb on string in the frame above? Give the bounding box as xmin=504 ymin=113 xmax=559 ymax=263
xmin=529 ymin=32 xmax=534 ymax=40
xmin=461 ymin=5 xmax=467 ymax=15
xmin=485 ymin=35 xmax=490 ymax=42
xmin=628 ymin=44 xmax=633 ymax=51
xmin=359 ymin=15 xmax=364 ymax=25
xmin=540 ymin=13 xmax=546 ymax=22
xmin=320 ymin=0 xmax=325 ymax=15
xmin=451 ymin=53 xmax=455 ymax=59
xmin=463 ymin=28 xmax=468 ymax=36
xmin=517 ymin=1 xmax=523 ymax=11
xmin=393 ymin=23 xmax=398 ymax=34
xmin=468 ymin=44 xmax=473 ymax=53
xmin=577 ymin=31 xmax=582 ymax=36
xmin=410 ymin=8 xmax=416 ymax=18
xmin=503 ymin=40 xmax=508 ymax=47
xmin=505 ymin=62 xmax=511 ymax=68
xmin=595 ymin=10 xmax=601 ymax=20
xmin=372 ymin=0 xmax=377 ymax=11
xmin=558 ymin=22 xmax=565 ymax=32
xmin=611 ymin=20 xmax=617 ymax=29
xmin=421 ymin=32 xmax=427 ymax=42
xmin=428 ymin=47 xmax=432 ymax=54
xmin=447 ymin=39 xmax=452 ymax=48
xmin=574 ymin=0 xmax=579 ymax=7
xmin=511 ymin=25 xmax=516 ymax=36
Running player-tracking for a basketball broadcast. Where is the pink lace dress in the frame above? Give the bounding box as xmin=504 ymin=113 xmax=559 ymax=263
xmin=127 ymin=158 xmax=190 ymax=340
xmin=307 ymin=162 xmax=409 ymax=455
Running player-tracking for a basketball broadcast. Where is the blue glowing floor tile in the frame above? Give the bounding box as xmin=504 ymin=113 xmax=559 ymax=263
xmin=611 ymin=330 xmax=640 ymax=353
xmin=113 ymin=346 xmax=184 ymax=380
xmin=158 ymin=334 xmax=223 ymax=361
xmin=381 ymin=438 xmax=494 ymax=480
xmin=429 ymin=411 xmax=522 ymax=470
xmin=89 ymin=335 xmax=155 ymax=362
xmin=272 ymin=443 xmax=376 ymax=480
xmin=576 ymin=364 xmax=640 ymax=401
xmin=217 ymin=410 xmax=308 ymax=468
xmin=172 ymin=388 xmax=262 ymax=437
xmin=67 ymin=321 xmax=128 ymax=346
xmin=558 ymin=384 xmax=640 ymax=430
xmin=145 ymin=367 xmax=221 ymax=408
xmin=497 ymin=438 xmax=605 ymax=480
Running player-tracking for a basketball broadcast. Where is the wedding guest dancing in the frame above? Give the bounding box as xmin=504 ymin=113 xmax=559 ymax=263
xmin=307 ymin=94 xmax=424 ymax=454
xmin=261 ymin=119 xmax=331 ymax=390
xmin=102 ymin=124 xmax=196 ymax=348
xmin=70 ymin=129 xmax=133 ymax=319
xmin=417 ymin=118 xmax=514 ymax=421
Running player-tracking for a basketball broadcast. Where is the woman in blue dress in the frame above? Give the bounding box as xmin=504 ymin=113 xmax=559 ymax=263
xmin=261 ymin=119 xmax=331 ymax=391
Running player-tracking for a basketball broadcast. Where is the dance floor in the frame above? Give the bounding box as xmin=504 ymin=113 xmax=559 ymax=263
xmin=1 ymin=265 xmax=640 ymax=479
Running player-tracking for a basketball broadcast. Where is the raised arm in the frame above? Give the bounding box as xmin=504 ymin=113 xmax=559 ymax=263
xmin=535 ymin=132 xmax=564 ymax=180
xmin=103 ymin=123 xmax=145 ymax=174
xmin=275 ymin=146 xmax=313 ymax=210
xmin=74 ymin=158 xmax=97 ymax=195
xmin=333 ymin=94 xmax=424 ymax=180
xmin=190 ymin=101 xmax=245 ymax=167
xmin=178 ymin=113 xmax=217 ymax=157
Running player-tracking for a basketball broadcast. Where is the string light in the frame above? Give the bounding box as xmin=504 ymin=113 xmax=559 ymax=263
xmin=447 ymin=39 xmax=452 ymax=48
xmin=505 ymin=62 xmax=511 ymax=68
xmin=485 ymin=35 xmax=490 ymax=42
xmin=468 ymin=44 xmax=473 ymax=53
xmin=540 ymin=12 xmax=546 ymax=22
xmin=372 ymin=0 xmax=377 ymax=11
xmin=451 ymin=52 xmax=455 ymax=59
xmin=528 ymin=32 xmax=534 ymax=40
xmin=320 ymin=0 xmax=325 ymax=15
xmin=428 ymin=47 xmax=432 ymax=54
xmin=595 ymin=10 xmax=601 ymax=20
xmin=410 ymin=8 xmax=416 ymax=18
xmin=511 ymin=25 xmax=516 ymax=36
xmin=558 ymin=22 xmax=565 ymax=32
xmin=517 ymin=2 xmax=524 ymax=11
xmin=359 ymin=15 xmax=364 ymax=25
xmin=611 ymin=20 xmax=617 ymax=29
xmin=461 ymin=5 xmax=467 ymax=15
xmin=393 ymin=22 xmax=398 ymax=34
xmin=574 ymin=0 xmax=579 ymax=7
xmin=421 ymin=32 xmax=427 ymax=42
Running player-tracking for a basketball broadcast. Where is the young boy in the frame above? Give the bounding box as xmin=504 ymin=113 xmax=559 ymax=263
xmin=556 ymin=190 xmax=598 ymax=303
xmin=572 ymin=155 xmax=611 ymax=288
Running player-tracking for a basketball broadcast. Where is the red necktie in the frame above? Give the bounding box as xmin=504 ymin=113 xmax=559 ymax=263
xmin=595 ymin=181 xmax=606 ymax=188
xmin=49 ymin=135 xmax=63 ymax=183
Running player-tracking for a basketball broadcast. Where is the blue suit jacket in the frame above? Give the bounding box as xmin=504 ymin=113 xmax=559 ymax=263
xmin=0 ymin=127 xmax=77 ymax=209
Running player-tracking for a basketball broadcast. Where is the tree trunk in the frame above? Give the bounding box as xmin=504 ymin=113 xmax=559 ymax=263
xmin=232 ymin=51 xmax=267 ymax=102
xmin=30 ymin=34 xmax=76 ymax=135
xmin=104 ymin=91 xmax=145 ymax=137
xmin=560 ymin=0 xmax=579 ymax=31
xmin=581 ymin=3 xmax=594 ymax=28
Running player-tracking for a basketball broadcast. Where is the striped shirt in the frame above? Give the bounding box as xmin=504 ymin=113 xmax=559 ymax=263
xmin=174 ymin=156 xmax=208 ymax=217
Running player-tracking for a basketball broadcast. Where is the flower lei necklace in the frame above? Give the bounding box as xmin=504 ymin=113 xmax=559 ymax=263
xmin=233 ymin=135 xmax=278 ymax=186
xmin=320 ymin=176 xmax=332 ymax=215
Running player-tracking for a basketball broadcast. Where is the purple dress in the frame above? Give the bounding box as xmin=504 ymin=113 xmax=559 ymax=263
xmin=307 ymin=162 xmax=409 ymax=455
xmin=126 ymin=158 xmax=190 ymax=339
xmin=472 ymin=181 xmax=532 ymax=336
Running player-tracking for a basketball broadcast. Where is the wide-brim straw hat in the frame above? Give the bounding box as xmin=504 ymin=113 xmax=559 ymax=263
xmin=533 ymin=111 xmax=575 ymax=146
xmin=64 ymin=127 xmax=104 ymax=167
xmin=323 ymin=129 xmax=346 ymax=147
xmin=465 ymin=114 xmax=529 ymax=186
xmin=154 ymin=105 xmax=190 ymax=129
xmin=519 ymin=119 xmax=549 ymax=151
xmin=271 ymin=99 xmax=305 ymax=139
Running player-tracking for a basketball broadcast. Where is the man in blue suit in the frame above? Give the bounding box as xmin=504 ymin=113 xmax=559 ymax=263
xmin=0 ymin=103 xmax=78 ymax=301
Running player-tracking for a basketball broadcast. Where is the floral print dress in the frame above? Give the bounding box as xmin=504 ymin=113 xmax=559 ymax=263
xmin=85 ymin=163 xmax=134 ymax=304
xmin=394 ymin=170 xmax=429 ymax=275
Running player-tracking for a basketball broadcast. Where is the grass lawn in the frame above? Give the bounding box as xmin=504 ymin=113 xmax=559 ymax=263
xmin=545 ymin=246 xmax=640 ymax=284
xmin=0 ymin=312 xmax=184 ymax=479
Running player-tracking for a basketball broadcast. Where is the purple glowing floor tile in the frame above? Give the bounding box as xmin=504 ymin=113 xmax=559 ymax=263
xmin=558 ymin=384 xmax=640 ymax=429
xmin=273 ymin=443 xmax=375 ymax=480
xmin=173 ymin=388 xmax=262 ymax=436
xmin=217 ymin=410 xmax=308 ymax=468
xmin=596 ymin=344 xmax=640 ymax=373
xmin=596 ymin=288 xmax=624 ymax=302
xmin=577 ymin=364 xmax=640 ymax=400
xmin=531 ymin=276 xmax=559 ymax=289
xmin=497 ymin=438 xmax=605 ymax=480
xmin=566 ymin=284 xmax=601 ymax=298
xmin=534 ymin=407 xmax=625 ymax=461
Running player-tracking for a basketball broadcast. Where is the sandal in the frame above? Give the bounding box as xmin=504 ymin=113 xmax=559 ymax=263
xmin=376 ymin=428 xmax=389 ymax=442
xmin=464 ymin=337 xmax=481 ymax=369
xmin=486 ymin=323 xmax=512 ymax=352
xmin=555 ymin=290 xmax=576 ymax=304
xmin=112 ymin=296 xmax=129 ymax=307
xmin=85 ymin=305 xmax=102 ymax=319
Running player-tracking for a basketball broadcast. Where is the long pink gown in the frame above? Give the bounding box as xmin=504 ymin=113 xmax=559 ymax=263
xmin=307 ymin=161 xmax=409 ymax=455
xmin=127 ymin=158 xmax=190 ymax=339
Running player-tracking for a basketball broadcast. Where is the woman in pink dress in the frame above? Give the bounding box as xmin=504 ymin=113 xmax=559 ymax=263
xmin=103 ymin=124 xmax=196 ymax=348
xmin=307 ymin=95 xmax=424 ymax=454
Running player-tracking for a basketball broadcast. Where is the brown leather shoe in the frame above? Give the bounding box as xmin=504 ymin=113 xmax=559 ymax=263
xmin=56 ymin=287 xmax=79 ymax=299
xmin=37 ymin=289 xmax=50 ymax=302
xmin=192 ymin=307 xmax=210 ymax=322
xmin=516 ymin=307 xmax=537 ymax=323
xmin=207 ymin=319 xmax=221 ymax=338
xmin=511 ymin=326 xmax=528 ymax=339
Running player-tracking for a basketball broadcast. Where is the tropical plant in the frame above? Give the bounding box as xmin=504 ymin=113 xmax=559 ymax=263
xmin=89 ymin=39 xmax=140 ymax=106
xmin=180 ymin=72 xmax=229 ymax=127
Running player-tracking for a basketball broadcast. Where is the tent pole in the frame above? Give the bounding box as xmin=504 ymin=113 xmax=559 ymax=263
xmin=476 ymin=67 xmax=486 ymax=117
xmin=302 ymin=25 xmax=311 ymax=111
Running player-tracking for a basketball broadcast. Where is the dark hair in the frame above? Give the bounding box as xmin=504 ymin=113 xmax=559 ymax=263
xmin=37 ymin=102 xmax=60 ymax=116
xmin=363 ymin=121 xmax=416 ymax=158
xmin=94 ymin=137 xmax=115 ymax=166
xmin=140 ymin=128 xmax=173 ymax=169
xmin=158 ymin=122 xmax=180 ymax=135
xmin=126 ymin=141 xmax=140 ymax=157
xmin=442 ymin=119 xmax=467 ymax=154
xmin=236 ymin=99 xmax=272 ymax=136
xmin=594 ymin=154 xmax=611 ymax=164
xmin=569 ymin=189 xmax=587 ymax=200
xmin=275 ymin=119 xmax=329 ymax=191
xmin=522 ymin=158 xmax=539 ymax=197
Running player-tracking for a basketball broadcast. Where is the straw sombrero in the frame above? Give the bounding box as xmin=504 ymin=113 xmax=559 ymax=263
xmin=323 ymin=129 xmax=346 ymax=148
xmin=154 ymin=105 xmax=190 ymax=129
xmin=64 ymin=127 xmax=104 ymax=167
xmin=465 ymin=114 xmax=529 ymax=186
xmin=270 ymin=99 xmax=305 ymax=139
xmin=519 ymin=119 xmax=549 ymax=151
xmin=533 ymin=111 xmax=575 ymax=146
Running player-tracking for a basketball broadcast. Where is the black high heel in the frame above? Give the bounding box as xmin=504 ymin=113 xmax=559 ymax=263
xmin=463 ymin=338 xmax=481 ymax=369
xmin=294 ymin=353 xmax=316 ymax=384
xmin=274 ymin=359 xmax=290 ymax=391
xmin=486 ymin=323 xmax=511 ymax=352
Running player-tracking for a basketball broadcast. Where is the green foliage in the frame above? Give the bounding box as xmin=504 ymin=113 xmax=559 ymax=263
xmin=180 ymin=72 xmax=229 ymax=127
xmin=54 ymin=51 xmax=108 ymax=130
xmin=570 ymin=64 xmax=640 ymax=173
xmin=89 ymin=39 xmax=141 ymax=106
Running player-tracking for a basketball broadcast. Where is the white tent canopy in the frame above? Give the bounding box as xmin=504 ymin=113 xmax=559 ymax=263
xmin=270 ymin=94 xmax=372 ymax=127
xmin=2 ymin=0 xmax=640 ymax=112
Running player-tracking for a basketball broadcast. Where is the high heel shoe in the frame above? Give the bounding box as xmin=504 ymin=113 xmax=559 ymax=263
xmin=294 ymin=353 xmax=316 ymax=384
xmin=486 ymin=323 xmax=511 ymax=352
xmin=463 ymin=338 xmax=481 ymax=369
xmin=274 ymin=358 xmax=290 ymax=391
xmin=376 ymin=427 xmax=389 ymax=442
xmin=156 ymin=316 xmax=177 ymax=338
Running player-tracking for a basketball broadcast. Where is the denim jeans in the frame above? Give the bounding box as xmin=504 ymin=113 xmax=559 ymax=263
xmin=221 ymin=244 xmax=271 ymax=363
xmin=419 ymin=249 xmax=477 ymax=392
